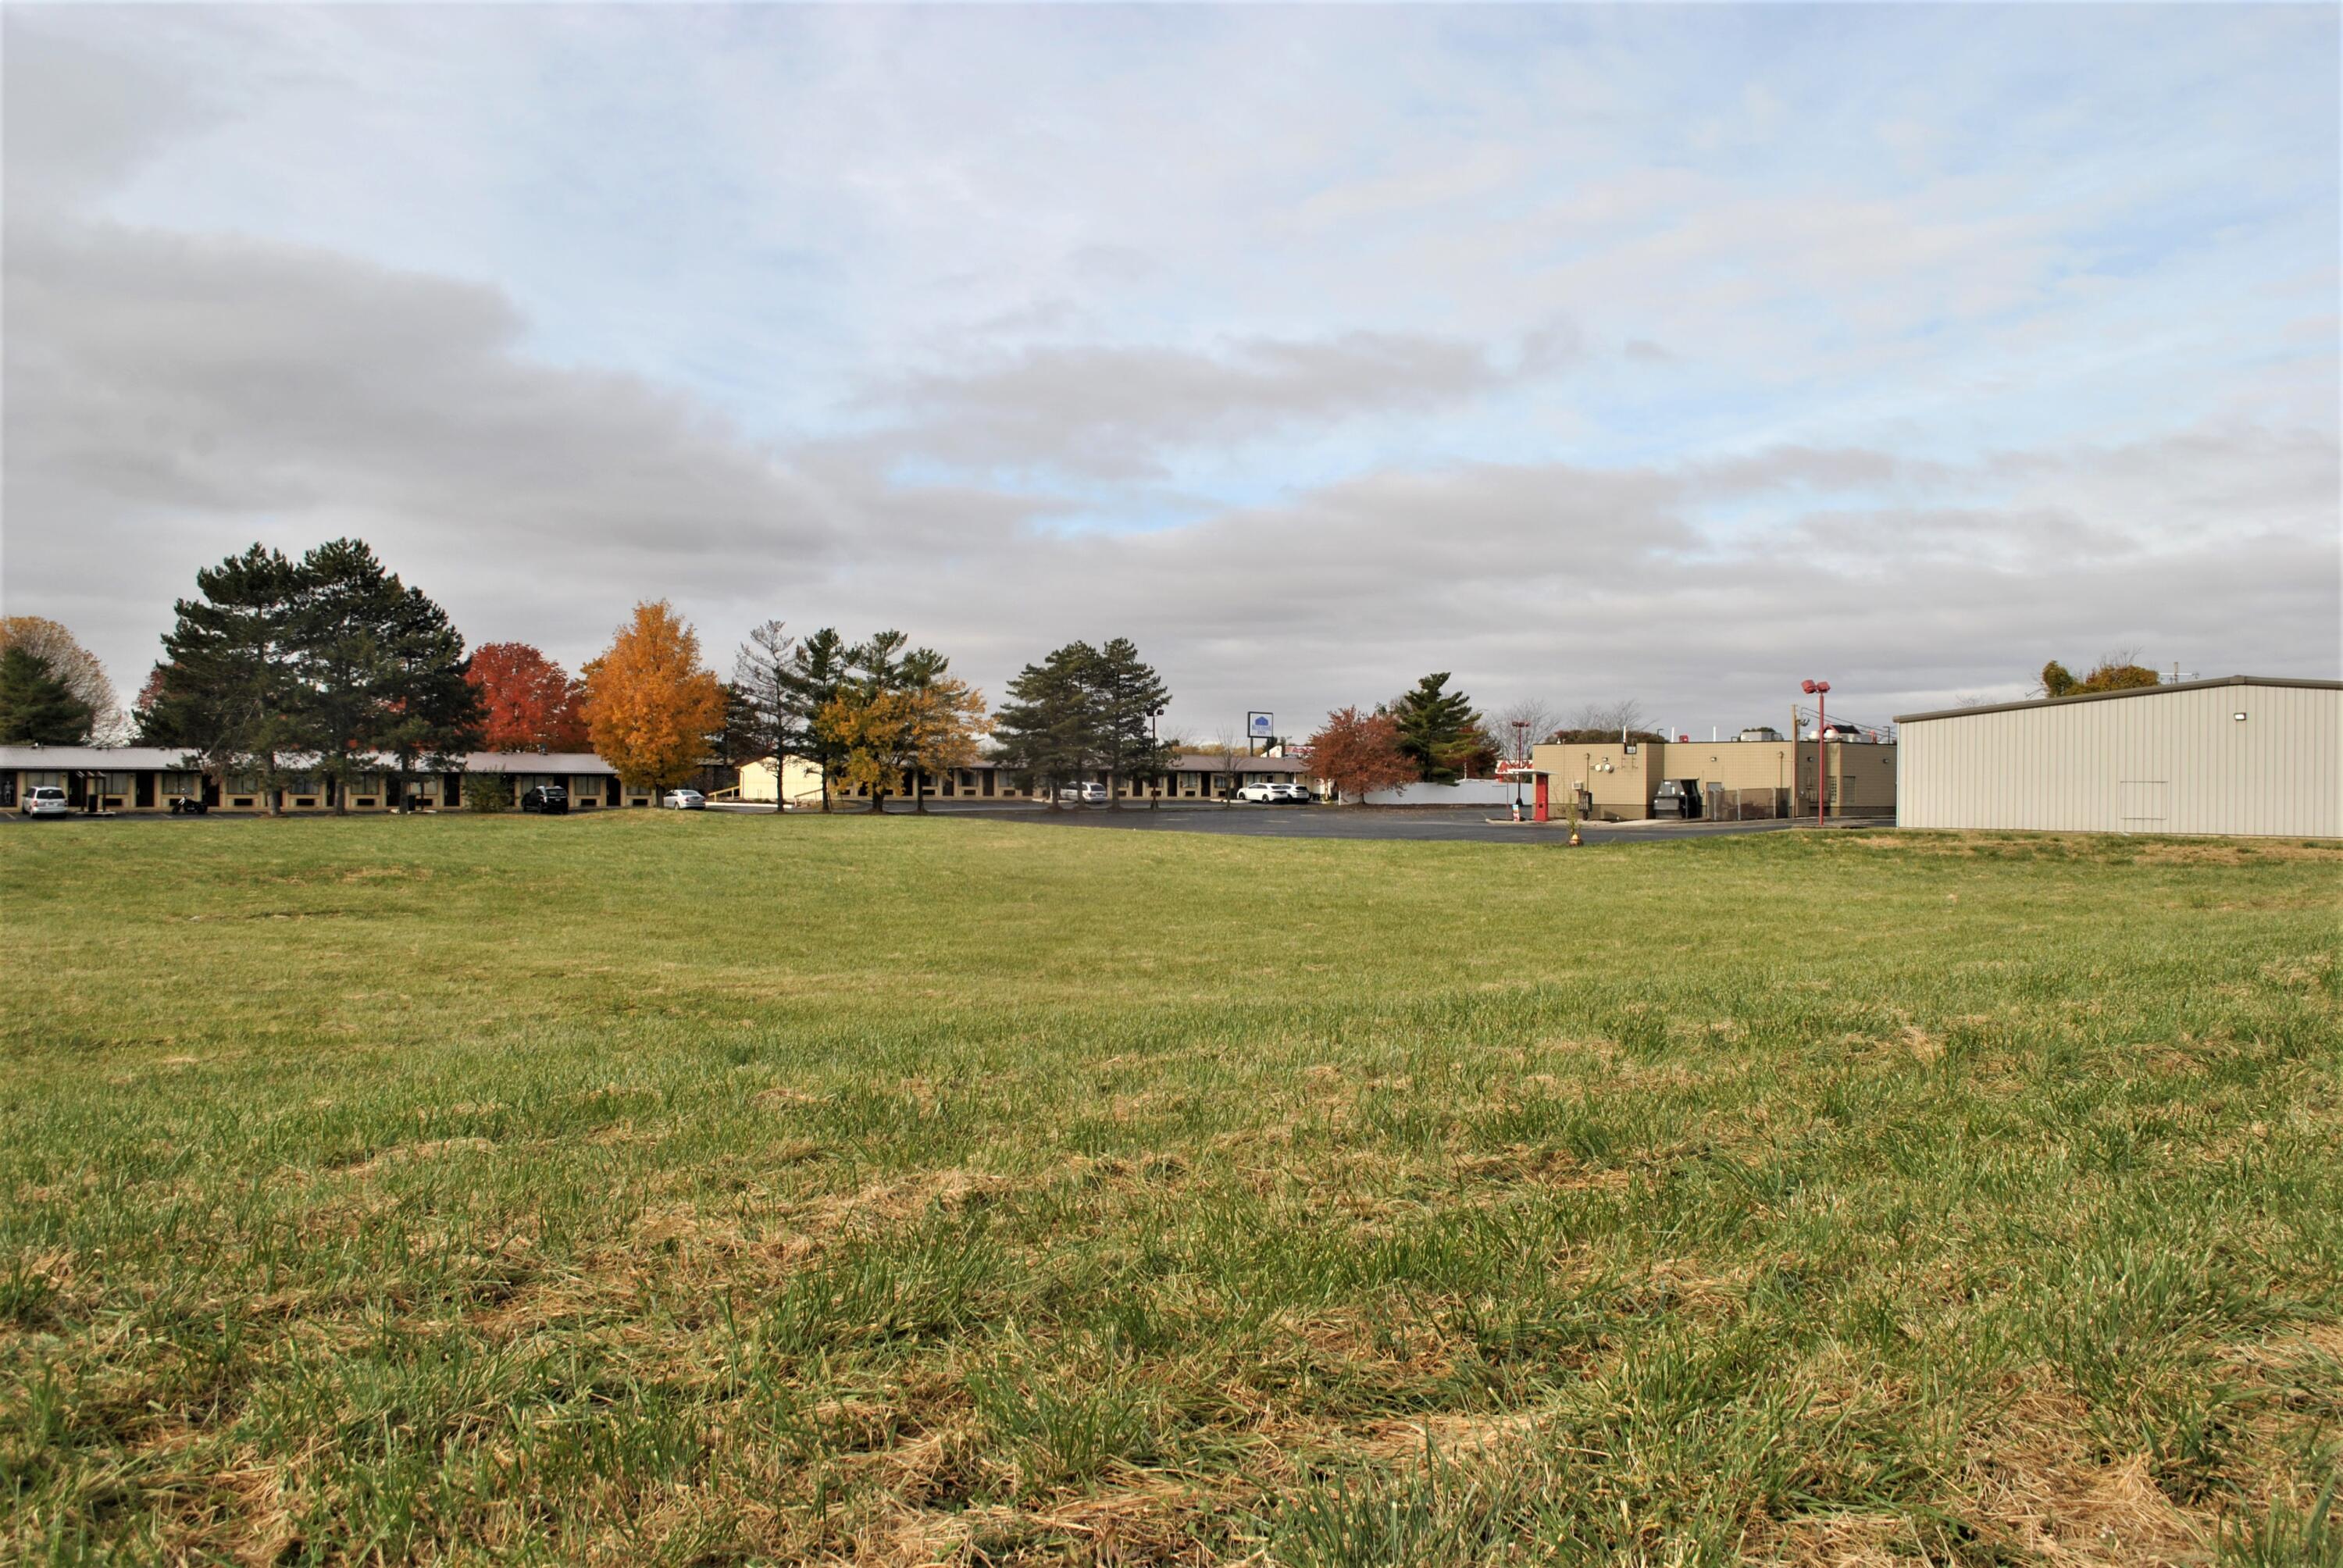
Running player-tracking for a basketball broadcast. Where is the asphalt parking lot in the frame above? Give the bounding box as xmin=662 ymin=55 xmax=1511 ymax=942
xmin=915 ymin=801 xmax=1803 ymax=845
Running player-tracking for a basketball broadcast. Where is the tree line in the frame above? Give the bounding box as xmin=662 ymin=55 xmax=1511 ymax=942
xmin=9 ymin=537 xmax=1196 ymax=816
xmin=12 ymin=537 xmax=2169 ymax=810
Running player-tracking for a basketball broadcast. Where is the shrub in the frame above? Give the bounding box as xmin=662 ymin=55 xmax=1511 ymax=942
xmin=462 ymin=772 xmax=514 ymax=813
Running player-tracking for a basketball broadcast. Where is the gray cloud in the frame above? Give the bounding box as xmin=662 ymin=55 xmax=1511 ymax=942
xmin=2 ymin=9 xmax=2334 ymax=741
xmin=866 ymin=325 xmax=1578 ymax=478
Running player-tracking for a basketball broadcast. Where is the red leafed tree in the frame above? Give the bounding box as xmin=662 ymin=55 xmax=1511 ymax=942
xmin=466 ymin=642 xmax=589 ymax=751
xmin=1305 ymin=706 xmax=1418 ymax=804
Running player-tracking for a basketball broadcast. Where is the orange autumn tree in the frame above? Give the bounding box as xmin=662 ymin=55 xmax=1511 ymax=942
xmin=581 ymin=601 xmax=726 ymax=798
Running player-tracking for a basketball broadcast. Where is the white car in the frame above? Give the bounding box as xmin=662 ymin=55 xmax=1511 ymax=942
xmin=20 ymin=786 xmax=70 ymax=818
xmin=1054 ymin=782 xmax=1109 ymax=805
xmin=1238 ymin=782 xmax=1311 ymax=804
xmin=662 ymin=789 xmax=706 ymax=810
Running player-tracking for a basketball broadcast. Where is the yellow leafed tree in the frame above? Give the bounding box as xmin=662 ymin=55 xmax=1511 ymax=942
xmin=582 ymin=601 xmax=726 ymax=796
xmin=818 ymin=676 xmax=989 ymax=813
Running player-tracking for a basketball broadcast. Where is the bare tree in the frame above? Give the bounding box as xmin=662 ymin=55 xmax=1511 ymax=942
xmin=1572 ymin=698 xmax=1646 ymax=738
xmin=1209 ymin=725 xmax=1244 ymax=798
xmin=1496 ymin=699 xmax=1558 ymax=761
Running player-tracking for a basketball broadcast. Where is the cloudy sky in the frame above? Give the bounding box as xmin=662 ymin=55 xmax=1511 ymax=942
xmin=5 ymin=5 xmax=2336 ymax=739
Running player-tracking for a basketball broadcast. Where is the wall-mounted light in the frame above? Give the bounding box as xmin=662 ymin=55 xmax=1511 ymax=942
xmin=2234 ymin=711 xmax=2248 ymax=722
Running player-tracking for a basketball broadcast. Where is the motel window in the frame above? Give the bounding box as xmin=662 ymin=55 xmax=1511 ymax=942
xmin=27 ymin=771 xmax=62 ymax=789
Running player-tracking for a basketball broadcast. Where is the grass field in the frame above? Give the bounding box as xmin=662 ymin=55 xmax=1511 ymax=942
xmin=3 ymin=812 xmax=2339 ymax=1566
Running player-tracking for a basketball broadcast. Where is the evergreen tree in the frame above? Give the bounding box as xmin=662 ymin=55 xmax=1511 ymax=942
xmin=147 ymin=544 xmax=305 ymax=811
xmin=733 ymin=621 xmax=800 ymax=814
xmin=992 ymin=642 xmax=1099 ymax=809
xmin=1390 ymin=672 xmax=1482 ymax=785
xmin=291 ymin=538 xmax=409 ymax=814
xmin=845 ymin=631 xmax=911 ymax=811
xmin=781 ymin=628 xmax=853 ymax=812
xmin=0 ymin=647 xmax=94 ymax=744
xmin=1086 ymin=637 xmax=1174 ymax=808
xmin=376 ymin=584 xmax=483 ymax=811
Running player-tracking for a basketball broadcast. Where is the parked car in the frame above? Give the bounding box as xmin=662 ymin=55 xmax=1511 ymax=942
xmin=662 ymin=789 xmax=707 ymax=810
xmin=519 ymin=784 xmax=569 ymax=814
xmin=1054 ymin=782 xmax=1109 ymax=805
xmin=1237 ymin=782 xmax=1311 ymax=804
xmin=20 ymin=786 xmax=69 ymax=818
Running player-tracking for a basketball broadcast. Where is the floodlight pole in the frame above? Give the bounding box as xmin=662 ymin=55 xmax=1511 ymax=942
xmin=1801 ymin=679 xmax=1831 ymax=829
xmin=1510 ymin=719 xmax=1528 ymax=816
xmin=1150 ymin=706 xmax=1164 ymax=810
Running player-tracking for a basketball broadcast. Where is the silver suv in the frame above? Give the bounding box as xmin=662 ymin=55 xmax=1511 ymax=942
xmin=21 ymin=786 xmax=70 ymax=818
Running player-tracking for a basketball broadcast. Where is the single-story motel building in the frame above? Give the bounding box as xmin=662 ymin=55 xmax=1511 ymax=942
xmin=0 ymin=748 xmax=662 ymax=814
xmin=740 ymin=750 xmax=1320 ymax=807
xmin=2 ymin=746 xmax=1320 ymax=814
xmin=1895 ymin=675 xmax=2340 ymax=838
xmin=1530 ymin=733 xmax=1897 ymax=821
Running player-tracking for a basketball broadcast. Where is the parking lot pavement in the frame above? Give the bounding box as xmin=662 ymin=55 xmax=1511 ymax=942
xmin=930 ymin=803 xmax=1799 ymax=844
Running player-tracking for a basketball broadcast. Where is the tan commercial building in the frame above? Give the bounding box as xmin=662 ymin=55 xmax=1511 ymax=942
xmin=1531 ymin=734 xmax=1896 ymax=821
xmin=1895 ymin=675 xmax=2341 ymax=838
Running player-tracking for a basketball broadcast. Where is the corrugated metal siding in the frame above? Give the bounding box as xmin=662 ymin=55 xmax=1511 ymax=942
xmin=1898 ymin=683 xmax=2341 ymax=836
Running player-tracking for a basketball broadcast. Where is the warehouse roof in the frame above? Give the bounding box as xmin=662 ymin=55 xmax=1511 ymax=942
xmin=1896 ymin=674 xmax=2343 ymax=725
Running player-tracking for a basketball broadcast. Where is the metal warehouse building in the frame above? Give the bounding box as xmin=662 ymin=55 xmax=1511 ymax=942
xmin=1895 ymin=676 xmax=2341 ymax=838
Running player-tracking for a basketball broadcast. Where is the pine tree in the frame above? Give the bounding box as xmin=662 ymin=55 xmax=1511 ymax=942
xmin=0 ymin=618 xmax=119 ymax=741
xmin=1390 ymin=672 xmax=1482 ymax=786
xmin=1086 ymin=638 xmax=1173 ymax=808
xmin=291 ymin=539 xmax=412 ymax=814
xmin=375 ymin=585 xmax=482 ymax=811
xmin=0 ymin=647 xmax=94 ymax=744
xmin=781 ymin=629 xmax=853 ymax=812
xmin=992 ymin=643 xmax=1099 ymax=809
xmin=733 ymin=621 xmax=800 ymax=814
xmin=146 ymin=544 xmax=305 ymax=811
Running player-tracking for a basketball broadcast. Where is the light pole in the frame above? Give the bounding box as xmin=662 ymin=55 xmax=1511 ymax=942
xmin=1510 ymin=719 xmax=1528 ymax=819
xmin=1800 ymin=679 xmax=1831 ymax=828
xmin=1149 ymin=705 xmax=1164 ymax=810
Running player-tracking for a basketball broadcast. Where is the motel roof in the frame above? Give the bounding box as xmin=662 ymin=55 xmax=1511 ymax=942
xmin=460 ymin=751 xmax=617 ymax=774
xmin=0 ymin=746 xmax=621 ymax=774
xmin=0 ymin=746 xmax=199 ymax=771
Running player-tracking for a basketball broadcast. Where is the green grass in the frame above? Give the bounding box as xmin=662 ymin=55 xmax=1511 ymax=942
xmin=2 ymin=811 xmax=2338 ymax=1566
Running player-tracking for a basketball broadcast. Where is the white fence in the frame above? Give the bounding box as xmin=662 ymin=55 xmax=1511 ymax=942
xmin=1358 ymin=779 xmax=1521 ymax=807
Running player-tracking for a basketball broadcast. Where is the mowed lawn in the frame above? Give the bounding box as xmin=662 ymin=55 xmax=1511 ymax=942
xmin=2 ymin=813 xmax=2338 ymax=1566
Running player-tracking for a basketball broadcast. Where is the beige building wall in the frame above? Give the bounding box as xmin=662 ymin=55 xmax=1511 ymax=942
xmin=1531 ymin=738 xmax=1892 ymax=821
xmin=739 ymin=755 xmax=830 ymax=807
xmin=1897 ymin=678 xmax=2341 ymax=837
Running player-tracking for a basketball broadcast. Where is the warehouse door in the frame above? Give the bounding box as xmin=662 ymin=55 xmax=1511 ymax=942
xmin=2118 ymin=779 xmax=2169 ymax=832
